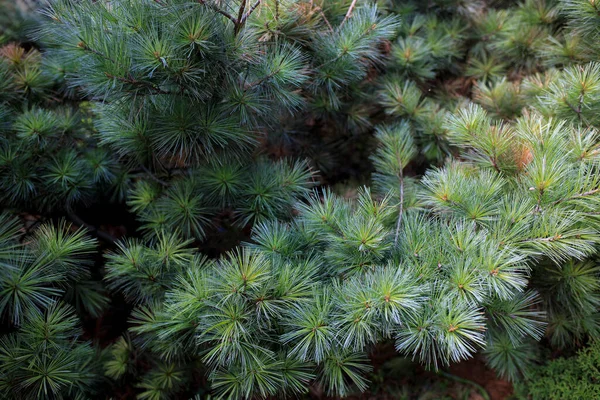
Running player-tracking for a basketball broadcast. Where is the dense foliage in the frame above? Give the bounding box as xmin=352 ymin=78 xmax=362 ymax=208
xmin=1 ymin=0 xmax=600 ymax=399
xmin=513 ymin=340 xmax=600 ymax=399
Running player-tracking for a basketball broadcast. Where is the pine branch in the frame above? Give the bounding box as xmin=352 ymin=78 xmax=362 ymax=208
xmin=104 ymin=73 xmax=172 ymax=95
xmin=564 ymin=87 xmax=589 ymax=126
xmin=66 ymin=210 xmax=118 ymax=244
xmin=314 ymin=19 xmax=383 ymax=70
xmin=319 ymin=9 xmax=334 ymax=33
xmin=394 ymin=171 xmax=404 ymax=246
xmin=236 ymin=0 xmax=247 ymax=25
xmin=78 ymin=42 xmax=119 ymax=65
xmin=198 ymin=0 xmax=237 ymax=24
xmin=241 ymin=0 xmax=261 ymax=24
xmin=519 ymin=235 xmax=563 ymax=243
xmin=437 ymin=371 xmax=490 ymax=400
xmin=339 ymin=0 xmax=358 ymax=28
xmin=553 ymin=188 xmax=600 ymax=205
xmin=236 ymin=0 xmax=261 ymax=33
xmin=244 ymin=63 xmax=284 ymax=90
xmin=139 ymin=164 xmax=169 ymax=187
xmin=78 ymin=43 xmax=172 ymax=95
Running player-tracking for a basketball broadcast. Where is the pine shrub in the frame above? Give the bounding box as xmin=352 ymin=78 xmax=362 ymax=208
xmin=513 ymin=340 xmax=600 ymax=399
xmin=1 ymin=0 xmax=600 ymax=399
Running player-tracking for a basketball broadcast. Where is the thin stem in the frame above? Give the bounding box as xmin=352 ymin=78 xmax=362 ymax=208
xmin=198 ymin=0 xmax=237 ymax=24
xmin=519 ymin=235 xmax=564 ymax=243
xmin=534 ymin=188 xmax=544 ymax=213
xmin=437 ymin=370 xmax=491 ymax=400
xmin=104 ymin=73 xmax=171 ymax=95
xmin=394 ymin=171 xmax=404 ymax=245
xmin=306 ymin=163 xmax=319 ymax=185
xmin=314 ymin=22 xmax=378 ymax=69
xmin=553 ymin=188 xmax=600 ymax=205
xmin=565 ymin=99 xmax=580 ymax=116
xmin=244 ymin=57 xmax=285 ymax=90
xmin=79 ymin=43 xmax=119 ymax=65
xmin=565 ymin=89 xmax=590 ymax=127
xmin=319 ymin=9 xmax=334 ymax=33
xmin=139 ymin=164 xmax=170 ymax=187
xmin=236 ymin=0 xmax=247 ymax=24
xmin=339 ymin=0 xmax=358 ymax=28
xmin=240 ymin=0 xmax=261 ymax=25
xmin=66 ymin=210 xmax=118 ymax=244
xmin=78 ymin=43 xmax=172 ymax=95
xmin=234 ymin=0 xmax=247 ymax=34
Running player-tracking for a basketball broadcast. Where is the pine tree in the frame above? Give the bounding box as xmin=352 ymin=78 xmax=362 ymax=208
xmin=2 ymin=0 xmax=600 ymax=399
xmin=0 ymin=213 xmax=102 ymax=399
xmin=33 ymin=0 xmax=399 ymax=241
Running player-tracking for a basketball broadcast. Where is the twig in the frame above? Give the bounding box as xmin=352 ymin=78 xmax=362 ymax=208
xmin=490 ymin=155 xmax=501 ymax=173
xmin=223 ymin=0 xmax=260 ymax=34
xmin=564 ymin=100 xmax=580 ymax=116
xmin=394 ymin=171 xmax=404 ymax=246
xmin=314 ymin=22 xmax=379 ymax=69
xmin=104 ymin=73 xmax=171 ymax=95
xmin=519 ymin=235 xmax=563 ymax=243
xmin=79 ymin=42 xmax=119 ymax=65
xmin=235 ymin=0 xmax=248 ymax=33
xmin=198 ymin=0 xmax=237 ymax=24
xmin=306 ymin=162 xmax=319 ymax=185
xmin=565 ymin=89 xmax=588 ymax=126
xmin=78 ymin=44 xmax=172 ymax=95
xmin=437 ymin=370 xmax=491 ymax=400
xmin=553 ymin=188 xmax=600 ymax=205
xmin=339 ymin=0 xmax=358 ymax=28
xmin=239 ymin=0 xmax=261 ymax=25
xmin=244 ymin=62 xmax=283 ymax=90
xmin=139 ymin=164 xmax=170 ymax=187
xmin=578 ymin=91 xmax=584 ymax=121
xmin=66 ymin=210 xmax=118 ymax=244
xmin=319 ymin=9 xmax=334 ymax=33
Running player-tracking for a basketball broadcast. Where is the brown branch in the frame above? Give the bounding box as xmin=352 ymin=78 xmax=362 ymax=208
xmin=244 ymin=58 xmax=284 ymax=90
xmin=394 ymin=171 xmax=404 ymax=246
xmin=564 ymin=99 xmax=580 ymax=116
xmin=78 ymin=43 xmax=172 ymax=95
xmin=565 ymin=89 xmax=588 ymax=126
xmin=139 ymin=164 xmax=170 ymax=187
xmin=339 ymin=0 xmax=358 ymax=28
xmin=319 ymin=9 xmax=334 ymax=33
xmin=553 ymin=188 xmax=600 ymax=205
xmin=218 ymin=0 xmax=260 ymax=34
xmin=239 ymin=0 xmax=261 ymax=26
xmin=519 ymin=235 xmax=564 ymax=243
xmin=314 ymin=22 xmax=379 ymax=69
xmin=78 ymin=42 xmax=119 ymax=65
xmin=198 ymin=0 xmax=237 ymax=24
xmin=66 ymin=210 xmax=118 ymax=244
xmin=235 ymin=0 xmax=247 ymax=33
xmin=104 ymin=73 xmax=172 ymax=95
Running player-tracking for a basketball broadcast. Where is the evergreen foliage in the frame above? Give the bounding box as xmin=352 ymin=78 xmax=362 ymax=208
xmin=0 ymin=213 xmax=102 ymax=399
xmin=0 ymin=39 xmax=120 ymax=211
xmin=1 ymin=0 xmax=600 ymax=399
xmin=513 ymin=340 xmax=600 ymax=399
